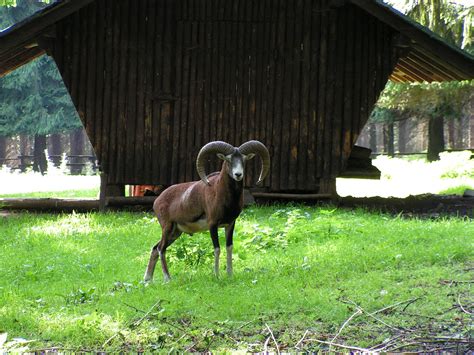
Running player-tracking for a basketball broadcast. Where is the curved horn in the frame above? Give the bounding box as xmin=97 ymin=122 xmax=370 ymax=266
xmin=238 ymin=140 xmax=270 ymax=185
xmin=196 ymin=141 xmax=235 ymax=185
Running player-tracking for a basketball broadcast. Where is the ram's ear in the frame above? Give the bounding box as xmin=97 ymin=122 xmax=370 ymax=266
xmin=244 ymin=153 xmax=256 ymax=161
xmin=217 ymin=153 xmax=230 ymax=161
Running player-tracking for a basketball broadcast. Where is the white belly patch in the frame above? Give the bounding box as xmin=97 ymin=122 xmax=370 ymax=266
xmin=177 ymin=218 xmax=208 ymax=234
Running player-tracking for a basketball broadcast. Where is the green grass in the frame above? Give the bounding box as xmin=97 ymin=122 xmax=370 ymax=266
xmin=0 ymin=206 xmax=472 ymax=352
xmin=0 ymin=188 xmax=99 ymax=199
xmin=438 ymin=184 xmax=473 ymax=196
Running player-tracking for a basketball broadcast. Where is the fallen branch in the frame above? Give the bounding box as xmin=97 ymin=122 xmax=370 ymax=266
xmin=295 ymin=330 xmax=309 ymax=350
xmin=265 ymin=323 xmax=280 ymax=355
xmin=305 ymin=339 xmax=372 ymax=352
xmin=369 ymin=297 xmax=422 ymax=315
xmin=342 ymin=299 xmax=406 ymax=332
xmin=439 ymin=279 xmax=473 ymax=285
xmin=456 ymin=295 xmax=472 ymax=315
xmin=263 ymin=336 xmax=270 ymax=353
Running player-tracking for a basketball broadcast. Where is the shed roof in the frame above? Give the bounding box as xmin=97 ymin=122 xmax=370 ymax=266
xmin=350 ymin=0 xmax=474 ymax=82
xmin=0 ymin=0 xmax=473 ymax=82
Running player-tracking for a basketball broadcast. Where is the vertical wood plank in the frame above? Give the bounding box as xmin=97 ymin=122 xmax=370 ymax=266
xmin=315 ymin=1 xmax=326 ymax=178
xmin=279 ymin=0 xmax=294 ymax=190
xmin=298 ymin=0 xmax=311 ymax=190
xmin=99 ymin=0 xmax=114 ymax=175
xmin=152 ymin=0 xmax=164 ymax=181
xmin=271 ymin=0 xmax=286 ymax=190
xmin=341 ymin=6 xmax=354 ymax=170
xmin=351 ymin=5 xmax=363 ymax=147
xmin=330 ymin=7 xmax=345 ymax=177
xmin=323 ymin=5 xmax=337 ymax=180
xmin=116 ymin=0 xmax=130 ymax=183
xmin=264 ymin=0 xmax=277 ymax=188
xmin=186 ymin=0 xmax=197 ymax=181
xmin=179 ymin=0 xmax=190 ymax=181
xmin=85 ymin=3 xmax=97 ymax=156
xmin=107 ymin=0 xmax=120 ymax=180
xmin=358 ymin=8 xmax=369 ymax=141
xmin=94 ymin=1 xmax=105 ymax=166
xmin=126 ymin=0 xmax=139 ymax=182
xmin=171 ymin=0 xmax=183 ymax=184
xmin=288 ymin=0 xmax=302 ymax=190
xmin=134 ymin=0 xmax=147 ymax=181
xmin=160 ymin=0 xmax=176 ymax=183
xmin=193 ymin=0 xmax=205 ymax=180
xmin=229 ymin=0 xmax=239 ymax=147
xmin=308 ymin=0 xmax=319 ymax=185
xmin=202 ymin=0 xmax=211 ymax=146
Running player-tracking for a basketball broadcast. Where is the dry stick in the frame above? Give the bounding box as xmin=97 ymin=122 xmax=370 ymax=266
xmin=328 ymin=308 xmax=362 ymax=352
xmin=386 ymin=338 xmax=472 ymax=352
xmin=369 ymin=297 xmax=422 ymax=316
xmin=342 ymin=298 xmax=406 ymax=332
xmin=121 ymin=301 xmax=146 ymax=313
xmin=237 ymin=318 xmax=259 ymax=330
xmin=295 ymin=329 xmax=309 ymax=349
xmin=440 ymin=279 xmax=473 ymax=285
xmin=305 ymin=339 xmax=372 ymax=352
xmin=265 ymin=323 xmax=280 ymax=355
xmin=263 ymin=336 xmax=271 ymax=354
xmin=457 ymin=294 xmax=472 ymax=315
xmin=369 ymin=333 xmax=405 ymax=351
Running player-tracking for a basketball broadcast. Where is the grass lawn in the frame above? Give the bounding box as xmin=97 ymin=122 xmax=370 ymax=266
xmin=1 ymin=206 xmax=472 ymax=352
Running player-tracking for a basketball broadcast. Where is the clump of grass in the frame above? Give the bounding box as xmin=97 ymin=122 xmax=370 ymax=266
xmin=0 ymin=206 xmax=472 ymax=352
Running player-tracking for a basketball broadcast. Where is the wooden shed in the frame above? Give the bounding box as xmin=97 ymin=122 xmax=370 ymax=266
xmin=1 ymin=0 xmax=473 ymax=199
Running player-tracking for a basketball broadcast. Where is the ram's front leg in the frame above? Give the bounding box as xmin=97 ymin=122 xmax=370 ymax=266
xmin=209 ymin=224 xmax=220 ymax=277
xmin=225 ymin=221 xmax=235 ymax=277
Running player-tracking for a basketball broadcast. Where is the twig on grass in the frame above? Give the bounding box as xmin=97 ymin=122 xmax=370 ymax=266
xmin=369 ymin=333 xmax=405 ymax=351
xmin=295 ymin=329 xmax=309 ymax=350
xmin=121 ymin=301 xmax=146 ymax=313
xmin=456 ymin=295 xmax=472 ymax=315
xmin=385 ymin=337 xmax=472 ymax=352
xmin=265 ymin=323 xmax=280 ymax=355
xmin=329 ymin=308 xmax=362 ymax=351
xmin=305 ymin=338 xmax=372 ymax=352
xmin=342 ymin=298 xmax=406 ymax=332
xmin=368 ymin=297 xmax=421 ymax=315
xmin=439 ymin=279 xmax=473 ymax=286
xmin=263 ymin=336 xmax=271 ymax=354
xmin=237 ymin=318 xmax=259 ymax=330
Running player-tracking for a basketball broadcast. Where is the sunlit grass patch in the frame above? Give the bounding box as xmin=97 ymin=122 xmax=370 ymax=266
xmin=0 ymin=206 xmax=472 ymax=352
xmin=337 ymin=151 xmax=474 ymax=197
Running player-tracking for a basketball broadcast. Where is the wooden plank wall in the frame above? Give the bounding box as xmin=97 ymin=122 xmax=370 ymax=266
xmin=52 ymin=0 xmax=399 ymax=192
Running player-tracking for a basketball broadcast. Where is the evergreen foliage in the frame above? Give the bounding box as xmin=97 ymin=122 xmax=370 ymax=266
xmin=0 ymin=0 xmax=82 ymax=138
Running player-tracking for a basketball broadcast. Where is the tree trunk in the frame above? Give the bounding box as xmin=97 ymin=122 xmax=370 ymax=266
xmin=19 ymin=134 xmax=30 ymax=172
xmin=69 ymin=128 xmax=85 ymax=174
xmin=383 ymin=122 xmax=394 ymax=157
xmin=0 ymin=136 xmax=6 ymax=166
xmin=427 ymin=115 xmax=444 ymax=162
xmin=398 ymin=119 xmax=408 ymax=154
xmin=447 ymin=119 xmax=455 ymax=150
xmin=49 ymin=133 xmax=62 ymax=167
xmin=33 ymin=134 xmax=48 ymax=174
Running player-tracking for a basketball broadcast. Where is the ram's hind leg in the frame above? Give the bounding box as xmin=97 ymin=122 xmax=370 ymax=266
xmin=144 ymin=223 xmax=181 ymax=282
